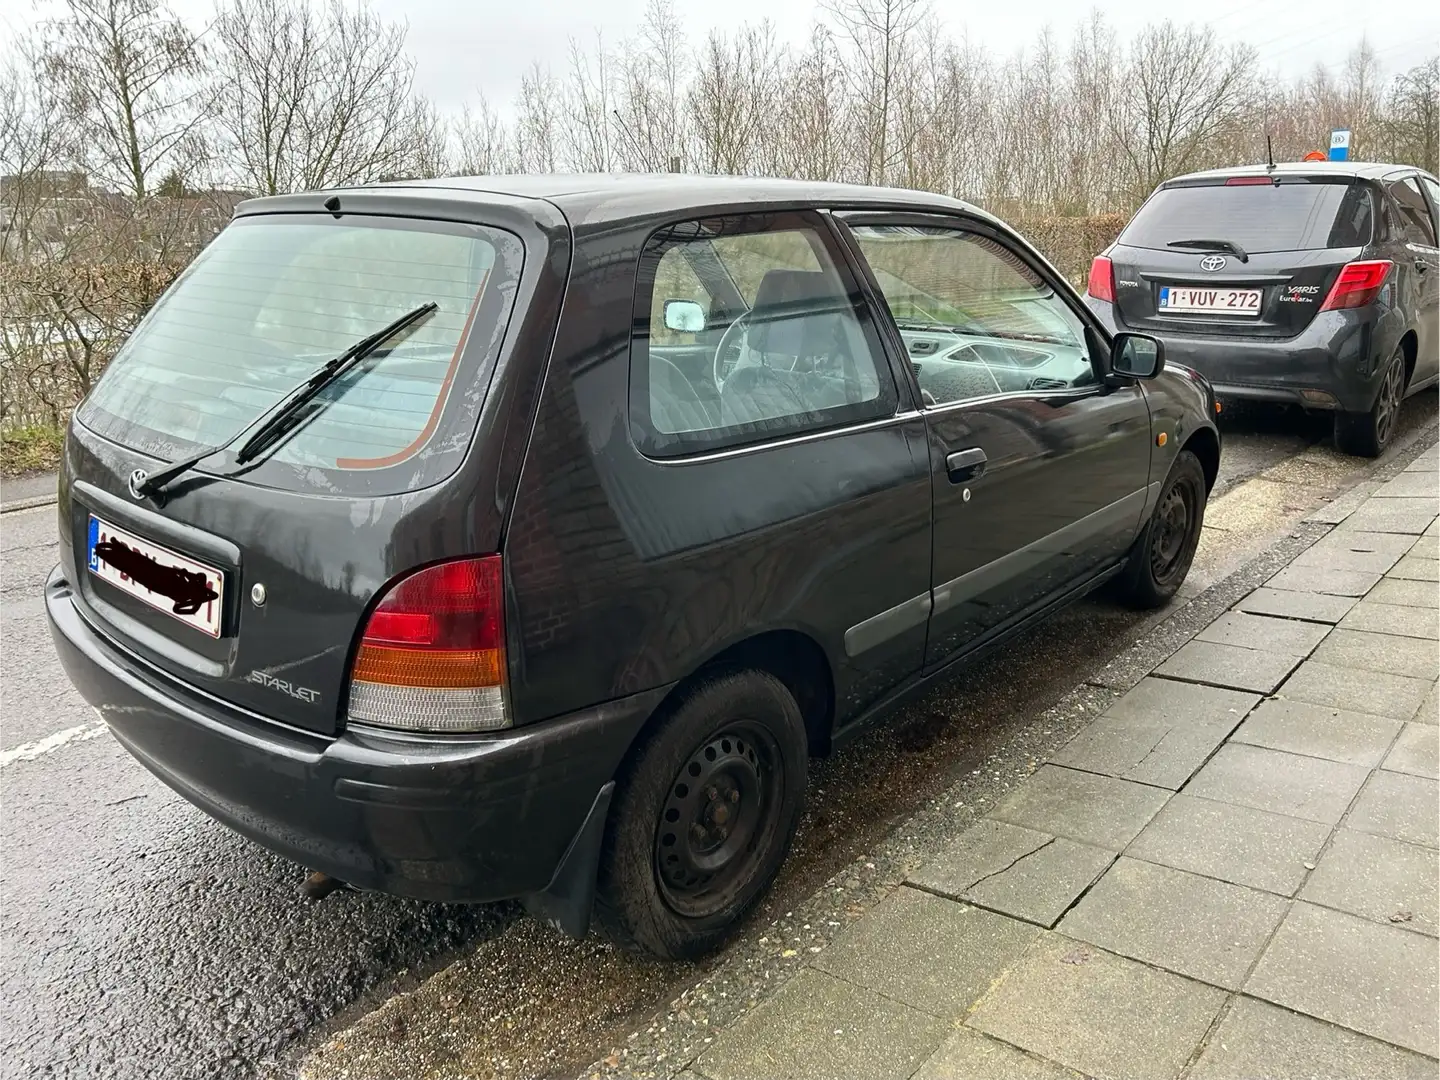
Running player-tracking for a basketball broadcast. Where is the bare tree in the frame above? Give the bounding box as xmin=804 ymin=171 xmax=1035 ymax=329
xmin=1380 ymin=58 xmax=1439 ymax=174
xmin=563 ymin=33 xmax=615 ymax=172
xmin=1108 ymin=22 xmax=1257 ymax=201
xmin=452 ymin=94 xmax=513 ymax=175
xmin=1 ymin=42 xmax=73 ymax=262
xmin=35 ymin=0 xmax=210 ymax=199
xmin=389 ymin=95 xmax=450 ymax=181
xmin=212 ymin=0 xmax=436 ymax=194
xmin=825 ymin=0 xmax=927 ymax=186
xmin=514 ymin=62 xmax=560 ymax=173
xmin=614 ymin=0 xmax=689 ymax=171
xmin=690 ymin=22 xmax=783 ymax=175
xmin=777 ymin=24 xmax=852 ymax=181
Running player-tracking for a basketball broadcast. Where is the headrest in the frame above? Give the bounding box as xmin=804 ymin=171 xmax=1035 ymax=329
xmin=752 ymin=269 xmax=833 ymax=312
xmin=749 ymin=270 xmax=843 ymax=357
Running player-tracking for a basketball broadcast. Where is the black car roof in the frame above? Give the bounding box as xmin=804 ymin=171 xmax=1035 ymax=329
xmin=1164 ymin=161 xmax=1430 ymax=185
xmin=235 ymin=172 xmax=995 ymax=230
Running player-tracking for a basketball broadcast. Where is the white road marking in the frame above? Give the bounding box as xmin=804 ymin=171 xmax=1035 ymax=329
xmin=0 ymin=720 xmax=108 ymax=767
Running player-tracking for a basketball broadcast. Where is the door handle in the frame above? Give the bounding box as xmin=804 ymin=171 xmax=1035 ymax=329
xmin=946 ymin=447 xmax=987 ymax=483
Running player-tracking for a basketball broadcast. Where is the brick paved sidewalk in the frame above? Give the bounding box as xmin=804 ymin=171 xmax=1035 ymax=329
xmin=687 ymin=445 xmax=1440 ymax=1080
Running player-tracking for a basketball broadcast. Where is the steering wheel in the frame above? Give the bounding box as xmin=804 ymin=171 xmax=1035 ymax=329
xmin=712 ymin=311 xmax=752 ymax=392
xmin=712 ymin=312 xmax=799 ymax=392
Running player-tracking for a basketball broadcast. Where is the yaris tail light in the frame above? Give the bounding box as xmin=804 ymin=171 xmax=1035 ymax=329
xmin=1320 ymin=260 xmax=1392 ymax=311
xmin=1087 ymin=255 xmax=1116 ymax=303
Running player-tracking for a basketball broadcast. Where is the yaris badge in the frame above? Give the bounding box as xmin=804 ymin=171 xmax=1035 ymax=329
xmin=1199 ymin=255 xmax=1228 ymax=272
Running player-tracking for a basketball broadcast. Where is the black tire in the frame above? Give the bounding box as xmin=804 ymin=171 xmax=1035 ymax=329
xmin=593 ymin=670 xmax=808 ymax=960
xmin=1335 ymin=347 xmax=1406 ymax=458
xmin=1116 ymin=449 xmax=1207 ymax=609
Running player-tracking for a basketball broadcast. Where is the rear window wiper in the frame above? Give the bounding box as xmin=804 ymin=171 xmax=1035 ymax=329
xmin=1165 ymin=238 xmax=1249 ymax=263
xmin=132 ymin=302 xmax=438 ymax=498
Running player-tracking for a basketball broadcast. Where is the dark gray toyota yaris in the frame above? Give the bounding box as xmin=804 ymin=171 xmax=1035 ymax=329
xmin=47 ymin=175 xmax=1220 ymax=959
xmin=1086 ymin=161 xmax=1440 ymax=457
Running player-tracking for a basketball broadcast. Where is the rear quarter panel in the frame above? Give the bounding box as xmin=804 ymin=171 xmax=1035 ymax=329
xmin=503 ymin=216 xmax=933 ymax=729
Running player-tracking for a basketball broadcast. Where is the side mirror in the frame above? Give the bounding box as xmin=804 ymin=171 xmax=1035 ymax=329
xmin=662 ymin=299 xmax=706 ymax=333
xmin=1111 ymin=333 xmax=1165 ymax=379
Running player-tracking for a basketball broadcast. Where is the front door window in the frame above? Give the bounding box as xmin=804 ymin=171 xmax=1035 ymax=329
xmin=846 ymin=224 xmax=1098 ymax=408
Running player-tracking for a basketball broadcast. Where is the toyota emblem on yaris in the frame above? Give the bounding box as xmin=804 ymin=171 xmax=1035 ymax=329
xmin=1200 ymin=254 xmax=1228 ymax=272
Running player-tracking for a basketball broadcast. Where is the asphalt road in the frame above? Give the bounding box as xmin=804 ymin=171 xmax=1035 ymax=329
xmin=1 ymin=399 xmax=1433 ymax=1080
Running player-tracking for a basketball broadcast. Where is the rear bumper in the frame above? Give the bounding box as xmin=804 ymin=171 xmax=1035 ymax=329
xmin=1087 ymin=302 xmax=1386 ymax=413
xmin=46 ymin=566 xmax=664 ymax=904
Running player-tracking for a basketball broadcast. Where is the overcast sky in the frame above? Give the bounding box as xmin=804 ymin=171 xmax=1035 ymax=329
xmin=7 ymin=0 xmax=1439 ymax=116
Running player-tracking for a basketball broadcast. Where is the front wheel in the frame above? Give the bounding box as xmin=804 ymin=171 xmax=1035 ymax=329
xmin=1335 ymin=347 xmax=1406 ymax=458
xmin=1116 ymin=449 xmax=1207 ymax=609
xmin=593 ymin=670 xmax=807 ymax=960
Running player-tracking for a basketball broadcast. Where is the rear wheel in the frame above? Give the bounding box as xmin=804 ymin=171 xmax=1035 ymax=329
xmin=593 ymin=670 xmax=807 ymax=960
xmin=1335 ymin=347 xmax=1406 ymax=458
xmin=1116 ymin=449 xmax=1206 ymax=609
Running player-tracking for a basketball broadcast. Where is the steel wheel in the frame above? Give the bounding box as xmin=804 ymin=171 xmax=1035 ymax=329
xmin=1116 ymin=449 xmax=1207 ymax=609
xmin=1149 ymin=481 xmax=1195 ymax=585
xmin=654 ymin=722 xmax=783 ymax=919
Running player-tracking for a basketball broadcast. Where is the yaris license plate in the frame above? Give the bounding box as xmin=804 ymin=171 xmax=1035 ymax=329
xmin=86 ymin=515 xmax=225 ymax=637
xmin=1159 ymin=286 xmax=1262 ymax=315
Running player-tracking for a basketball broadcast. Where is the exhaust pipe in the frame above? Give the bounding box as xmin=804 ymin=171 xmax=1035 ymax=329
xmin=300 ymin=870 xmax=350 ymax=901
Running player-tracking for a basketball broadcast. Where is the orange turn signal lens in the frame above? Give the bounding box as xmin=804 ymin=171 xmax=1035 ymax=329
xmin=351 ymin=644 xmax=503 ymax=688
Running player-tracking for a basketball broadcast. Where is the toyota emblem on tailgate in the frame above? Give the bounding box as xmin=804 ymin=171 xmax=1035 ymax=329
xmin=1200 ymin=255 xmax=1228 ymax=272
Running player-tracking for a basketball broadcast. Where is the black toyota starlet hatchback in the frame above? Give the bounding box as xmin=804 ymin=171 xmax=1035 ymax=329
xmin=47 ymin=175 xmax=1220 ymax=959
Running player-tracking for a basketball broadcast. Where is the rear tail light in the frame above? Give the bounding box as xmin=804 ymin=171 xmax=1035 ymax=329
xmin=346 ymin=556 xmax=509 ymax=733
xmin=1086 ymin=256 xmax=1116 ymax=303
xmin=1225 ymin=176 xmax=1275 ymax=186
xmin=1320 ymin=260 xmax=1393 ymax=311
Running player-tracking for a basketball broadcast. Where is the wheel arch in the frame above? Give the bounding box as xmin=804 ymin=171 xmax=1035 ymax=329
xmin=1181 ymin=426 xmax=1220 ymax=493
xmin=1398 ymin=329 xmax=1418 ymax=389
xmin=627 ymin=629 xmax=837 ymax=764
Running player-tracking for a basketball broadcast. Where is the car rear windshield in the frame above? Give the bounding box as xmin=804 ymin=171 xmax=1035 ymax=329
xmin=1117 ymin=180 xmax=1373 ymax=254
xmin=78 ymin=214 xmax=524 ymax=496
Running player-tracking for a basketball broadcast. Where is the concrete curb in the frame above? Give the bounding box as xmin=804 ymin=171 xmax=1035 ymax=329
xmin=1 ymin=493 xmax=58 ymax=514
xmin=1 ymin=471 xmax=59 ymax=513
xmin=585 ymin=430 xmax=1439 ymax=1080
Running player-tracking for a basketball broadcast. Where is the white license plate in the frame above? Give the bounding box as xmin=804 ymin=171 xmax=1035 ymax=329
xmin=1159 ymin=286 xmax=1262 ymax=315
xmin=86 ymin=515 xmax=225 ymax=638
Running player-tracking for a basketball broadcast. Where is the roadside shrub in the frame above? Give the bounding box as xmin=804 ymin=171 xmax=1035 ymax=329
xmin=0 ymin=424 xmax=66 ymax=477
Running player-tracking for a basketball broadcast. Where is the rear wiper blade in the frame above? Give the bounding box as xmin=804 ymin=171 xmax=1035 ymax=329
xmin=233 ymin=302 xmax=438 ymax=466
xmin=1166 ymin=238 xmax=1250 ymax=263
xmin=132 ymin=302 xmax=437 ymax=498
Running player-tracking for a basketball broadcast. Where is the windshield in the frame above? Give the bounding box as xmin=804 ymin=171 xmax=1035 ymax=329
xmin=78 ymin=214 xmax=523 ymax=496
xmin=852 ymin=225 xmax=1084 ymax=348
xmin=1118 ymin=180 xmax=1372 ymax=254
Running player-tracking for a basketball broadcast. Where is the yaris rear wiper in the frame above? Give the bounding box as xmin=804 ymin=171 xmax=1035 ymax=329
xmin=131 ymin=302 xmax=437 ymax=498
xmin=1166 ymin=238 xmax=1250 ymax=263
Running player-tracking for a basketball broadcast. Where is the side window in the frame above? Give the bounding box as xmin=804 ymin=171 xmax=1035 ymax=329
xmin=631 ymin=214 xmax=897 ymax=458
xmin=848 ymin=224 xmax=1096 ymax=407
xmin=1378 ymin=194 xmax=1401 ymax=241
xmin=1328 ymin=184 xmax=1375 ymax=247
xmin=1421 ymin=176 xmax=1440 ymax=233
xmin=648 ymin=252 xmax=709 ymax=348
xmin=1389 ymin=178 xmax=1438 ymax=246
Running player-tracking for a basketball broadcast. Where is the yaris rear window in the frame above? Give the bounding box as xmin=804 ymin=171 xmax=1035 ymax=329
xmin=1118 ymin=180 xmax=1373 ymax=254
xmin=77 ymin=214 xmax=523 ymax=496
